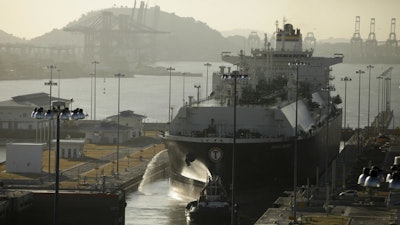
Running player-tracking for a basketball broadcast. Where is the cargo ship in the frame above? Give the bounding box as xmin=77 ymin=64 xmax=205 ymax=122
xmin=162 ymin=22 xmax=343 ymax=200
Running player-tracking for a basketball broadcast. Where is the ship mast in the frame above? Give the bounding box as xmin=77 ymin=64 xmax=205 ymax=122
xmin=281 ymin=17 xmax=287 ymax=51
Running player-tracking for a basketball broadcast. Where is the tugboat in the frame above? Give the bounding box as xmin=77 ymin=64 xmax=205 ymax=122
xmin=185 ymin=176 xmax=231 ymax=223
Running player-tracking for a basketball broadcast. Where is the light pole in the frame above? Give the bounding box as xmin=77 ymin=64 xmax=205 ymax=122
xmin=288 ymin=60 xmax=309 ymax=222
xmin=194 ymin=84 xmax=201 ymax=104
xmin=57 ymin=69 xmax=61 ymax=99
xmin=89 ymin=73 xmax=94 ymax=120
xmin=385 ymin=77 xmax=392 ymax=112
xmin=340 ymin=76 xmax=351 ymax=190
xmin=44 ymin=65 xmax=57 ymax=181
xmin=383 ymin=77 xmax=392 ymax=132
xmin=341 ymin=77 xmax=352 ymax=129
xmin=321 ymin=83 xmax=336 ymax=208
xmin=167 ymin=67 xmax=175 ymax=123
xmin=221 ymin=70 xmax=249 ymax=225
xmin=366 ymin=65 xmax=374 ymax=129
xmin=356 ymin=70 xmax=365 ymax=151
xmin=377 ymin=76 xmax=383 ymax=132
xmin=32 ymin=101 xmax=85 ymax=225
xmin=182 ymin=72 xmax=186 ymax=106
xmin=92 ymin=61 xmax=99 ymax=120
xmin=204 ymin=62 xmax=212 ymax=99
xmin=114 ymin=73 xmax=125 ymax=178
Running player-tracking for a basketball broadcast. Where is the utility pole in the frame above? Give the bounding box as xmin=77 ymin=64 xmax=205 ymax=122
xmin=57 ymin=69 xmax=61 ymax=99
xmin=356 ymin=69 xmax=365 ymax=151
xmin=167 ymin=67 xmax=175 ymax=123
xmin=182 ymin=73 xmax=186 ymax=106
xmin=92 ymin=61 xmax=99 ymax=120
xmin=44 ymin=65 xmax=57 ymax=181
xmin=341 ymin=77 xmax=352 ymax=129
xmin=366 ymin=65 xmax=374 ymax=129
xmin=204 ymin=62 xmax=212 ymax=99
xmin=114 ymin=73 xmax=125 ymax=179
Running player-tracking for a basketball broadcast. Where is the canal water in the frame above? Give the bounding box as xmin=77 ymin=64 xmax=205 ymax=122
xmin=125 ymin=179 xmax=189 ymax=225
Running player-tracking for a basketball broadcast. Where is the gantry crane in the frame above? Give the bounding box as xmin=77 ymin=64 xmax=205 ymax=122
xmin=350 ymin=16 xmax=363 ymax=56
xmin=386 ymin=18 xmax=398 ymax=55
xmin=303 ymin=32 xmax=316 ymax=50
xmin=365 ymin=18 xmax=377 ymax=56
xmin=64 ymin=0 xmax=164 ymax=67
xmin=248 ymin=32 xmax=261 ymax=50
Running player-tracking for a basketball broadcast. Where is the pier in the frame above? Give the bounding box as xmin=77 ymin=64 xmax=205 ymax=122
xmin=0 ymin=131 xmax=168 ymax=225
xmin=255 ymin=109 xmax=400 ymax=224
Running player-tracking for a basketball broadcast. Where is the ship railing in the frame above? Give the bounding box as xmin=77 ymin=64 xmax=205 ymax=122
xmin=171 ymin=130 xmax=299 ymax=142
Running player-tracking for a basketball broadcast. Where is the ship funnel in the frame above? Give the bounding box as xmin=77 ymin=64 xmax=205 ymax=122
xmin=188 ymin=96 xmax=194 ymax=106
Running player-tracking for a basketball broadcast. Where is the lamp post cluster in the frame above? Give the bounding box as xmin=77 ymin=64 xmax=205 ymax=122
xmin=221 ymin=70 xmax=250 ymax=225
xmin=357 ymin=163 xmax=400 ymax=192
xmin=32 ymin=101 xmax=85 ymax=225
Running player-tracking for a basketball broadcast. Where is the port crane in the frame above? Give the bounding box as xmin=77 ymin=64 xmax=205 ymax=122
xmin=385 ymin=18 xmax=398 ymax=55
xmin=304 ymin=32 xmax=316 ymax=50
xmin=365 ymin=18 xmax=377 ymax=56
xmin=248 ymin=32 xmax=261 ymax=50
xmin=63 ymin=1 xmax=165 ymax=66
xmin=350 ymin=16 xmax=363 ymax=56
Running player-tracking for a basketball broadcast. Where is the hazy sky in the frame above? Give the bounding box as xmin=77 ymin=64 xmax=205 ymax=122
xmin=1 ymin=0 xmax=399 ymax=40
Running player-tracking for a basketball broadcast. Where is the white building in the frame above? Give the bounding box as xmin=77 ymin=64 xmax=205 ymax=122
xmin=6 ymin=143 xmax=45 ymax=174
xmin=81 ymin=121 xmax=132 ymax=145
xmin=106 ymin=110 xmax=146 ymax=137
xmin=52 ymin=139 xmax=85 ymax=159
xmin=0 ymin=93 xmax=71 ymax=131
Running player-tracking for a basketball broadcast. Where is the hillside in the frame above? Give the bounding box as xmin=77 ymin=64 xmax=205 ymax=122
xmin=0 ymin=7 xmax=244 ymax=79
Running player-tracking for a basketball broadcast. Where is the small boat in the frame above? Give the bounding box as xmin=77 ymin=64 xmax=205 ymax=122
xmin=185 ymin=176 xmax=231 ymax=222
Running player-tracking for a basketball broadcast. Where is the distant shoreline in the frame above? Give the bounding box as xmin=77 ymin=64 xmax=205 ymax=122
xmin=0 ymin=66 xmax=203 ymax=81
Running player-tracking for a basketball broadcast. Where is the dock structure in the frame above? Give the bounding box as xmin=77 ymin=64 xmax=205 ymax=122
xmin=256 ymin=110 xmax=400 ymax=224
xmin=0 ymin=131 xmax=169 ymax=225
xmin=255 ymin=189 xmax=398 ymax=225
